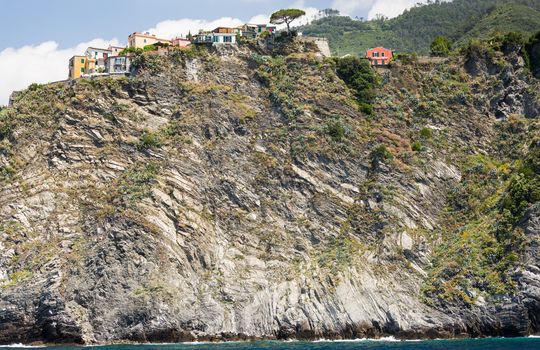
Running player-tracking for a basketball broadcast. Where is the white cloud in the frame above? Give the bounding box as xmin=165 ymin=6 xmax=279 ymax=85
xmin=367 ymin=0 xmax=428 ymax=19
xmin=332 ymin=0 xmax=430 ymax=19
xmin=332 ymin=0 xmax=375 ymax=16
xmin=144 ymin=17 xmax=246 ymax=38
xmin=0 ymin=38 xmax=119 ymax=105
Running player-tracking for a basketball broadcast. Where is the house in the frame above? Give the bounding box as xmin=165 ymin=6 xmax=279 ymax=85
xmin=68 ymin=55 xmax=88 ymax=79
xmin=194 ymin=29 xmax=237 ymax=45
xmin=84 ymin=47 xmax=112 ymax=72
xmin=213 ymin=27 xmax=241 ymax=35
xmin=366 ymin=47 xmax=393 ymax=66
xmin=171 ymin=37 xmax=191 ymax=48
xmin=108 ymin=45 xmax=125 ymax=56
xmin=105 ymin=56 xmax=131 ymax=74
xmin=128 ymin=32 xmax=171 ymax=48
xmin=239 ymin=24 xmax=276 ymax=39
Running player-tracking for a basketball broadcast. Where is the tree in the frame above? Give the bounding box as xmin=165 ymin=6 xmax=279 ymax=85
xmin=335 ymin=56 xmax=378 ymax=114
xmin=321 ymin=8 xmax=340 ymax=17
xmin=430 ymin=36 xmax=452 ymax=57
xmin=270 ymin=9 xmax=306 ymax=35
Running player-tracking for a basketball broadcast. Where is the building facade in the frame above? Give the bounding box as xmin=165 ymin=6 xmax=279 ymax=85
xmin=240 ymin=24 xmax=276 ymax=39
xmin=108 ymin=45 xmax=125 ymax=56
xmin=128 ymin=32 xmax=171 ymax=48
xmin=213 ymin=27 xmax=241 ymax=35
xmin=84 ymin=47 xmax=112 ymax=72
xmin=194 ymin=28 xmax=239 ymax=45
xmin=171 ymin=37 xmax=191 ymax=48
xmin=105 ymin=56 xmax=131 ymax=74
xmin=366 ymin=47 xmax=393 ymax=66
xmin=69 ymin=55 xmax=87 ymax=79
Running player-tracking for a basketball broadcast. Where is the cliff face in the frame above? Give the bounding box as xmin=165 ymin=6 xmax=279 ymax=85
xmin=0 ymin=42 xmax=539 ymax=344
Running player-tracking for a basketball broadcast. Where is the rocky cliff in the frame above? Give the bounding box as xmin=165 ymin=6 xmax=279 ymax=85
xmin=0 ymin=41 xmax=539 ymax=344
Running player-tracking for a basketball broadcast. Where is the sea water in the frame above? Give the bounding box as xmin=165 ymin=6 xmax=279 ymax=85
xmin=2 ymin=337 xmax=540 ymax=350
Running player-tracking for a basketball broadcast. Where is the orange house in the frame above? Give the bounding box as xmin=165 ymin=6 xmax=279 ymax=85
xmin=366 ymin=47 xmax=393 ymax=66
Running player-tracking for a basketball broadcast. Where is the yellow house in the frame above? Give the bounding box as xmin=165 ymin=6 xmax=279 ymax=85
xmin=128 ymin=32 xmax=171 ymax=48
xmin=68 ymin=55 xmax=87 ymax=79
xmin=68 ymin=55 xmax=97 ymax=79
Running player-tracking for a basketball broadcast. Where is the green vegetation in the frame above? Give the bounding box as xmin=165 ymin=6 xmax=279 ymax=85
xmin=324 ymin=117 xmax=347 ymax=142
xmin=456 ymin=4 xmax=540 ymax=47
xmin=1 ymin=270 xmax=32 ymax=289
xmin=129 ymin=53 xmax=168 ymax=74
xmin=270 ymin=9 xmax=306 ymax=35
xmin=526 ymin=31 xmax=540 ymax=76
xmin=169 ymin=44 xmax=208 ymax=61
xmin=420 ymin=127 xmax=433 ymax=139
xmin=0 ymin=108 xmax=13 ymax=140
xmin=299 ymin=0 xmax=540 ymax=56
xmin=138 ymin=131 xmax=162 ymax=150
xmin=256 ymin=56 xmax=303 ymax=121
xmin=370 ymin=145 xmax=393 ymax=170
xmin=334 ymin=56 xmax=378 ymax=114
xmin=116 ymin=162 xmax=160 ymax=206
xmin=423 ymin=144 xmax=540 ymax=306
xmin=120 ymin=47 xmax=142 ymax=56
xmin=317 ymin=231 xmax=361 ymax=274
xmin=430 ymin=36 xmax=452 ymax=57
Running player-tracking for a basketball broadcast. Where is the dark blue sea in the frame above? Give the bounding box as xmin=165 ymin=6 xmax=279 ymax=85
xmin=2 ymin=338 xmax=540 ymax=350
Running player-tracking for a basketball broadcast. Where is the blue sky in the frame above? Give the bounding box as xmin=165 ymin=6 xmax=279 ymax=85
xmin=0 ymin=0 xmax=425 ymax=104
xmin=0 ymin=0 xmax=341 ymax=50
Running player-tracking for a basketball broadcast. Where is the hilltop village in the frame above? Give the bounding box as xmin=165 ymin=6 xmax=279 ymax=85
xmin=69 ymin=24 xmax=278 ymax=79
xmin=68 ymin=23 xmax=392 ymax=79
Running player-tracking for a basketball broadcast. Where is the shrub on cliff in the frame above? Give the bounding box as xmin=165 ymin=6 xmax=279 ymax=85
xmin=335 ymin=56 xmax=378 ymax=114
xmin=0 ymin=108 xmax=13 ymax=140
xmin=370 ymin=145 xmax=393 ymax=170
xmin=525 ymin=31 xmax=540 ymax=77
xmin=324 ymin=117 xmax=347 ymax=142
xmin=430 ymin=36 xmax=452 ymax=57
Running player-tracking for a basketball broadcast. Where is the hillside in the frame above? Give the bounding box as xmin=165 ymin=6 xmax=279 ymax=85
xmin=0 ymin=39 xmax=540 ymax=344
xmin=300 ymin=0 xmax=540 ymax=56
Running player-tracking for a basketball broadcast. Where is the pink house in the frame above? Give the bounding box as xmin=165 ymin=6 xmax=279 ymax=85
xmin=366 ymin=47 xmax=393 ymax=66
xmin=171 ymin=37 xmax=192 ymax=48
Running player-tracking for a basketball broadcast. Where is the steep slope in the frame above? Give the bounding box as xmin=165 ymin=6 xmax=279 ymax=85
xmin=300 ymin=0 xmax=540 ymax=56
xmin=0 ymin=42 xmax=539 ymax=344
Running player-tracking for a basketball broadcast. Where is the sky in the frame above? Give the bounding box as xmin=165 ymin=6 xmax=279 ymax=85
xmin=0 ymin=0 xmax=427 ymax=105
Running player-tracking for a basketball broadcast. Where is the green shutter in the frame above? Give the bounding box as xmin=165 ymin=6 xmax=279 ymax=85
xmin=81 ymin=67 xmax=84 ymax=73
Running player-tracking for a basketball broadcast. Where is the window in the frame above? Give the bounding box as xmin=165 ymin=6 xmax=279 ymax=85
xmin=81 ymin=58 xmax=84 ymax=63
xmin=81 ymin=67 xmax=85 ymax=73
xmin=372 ymin=52 xmax=376 ymax=57
xmin=381 ymin=52 xmax=385 ymax=57
xmin=144 ymin=39 xmax=147 ymax=43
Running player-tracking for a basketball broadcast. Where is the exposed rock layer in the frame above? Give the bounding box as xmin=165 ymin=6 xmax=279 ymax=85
xmin=0 ymin=43 xmax=539 ymax=344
